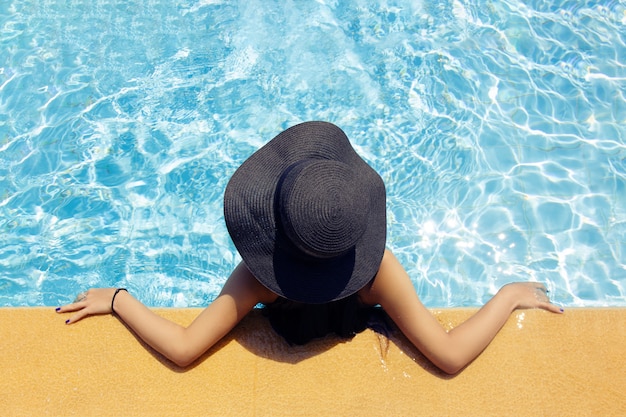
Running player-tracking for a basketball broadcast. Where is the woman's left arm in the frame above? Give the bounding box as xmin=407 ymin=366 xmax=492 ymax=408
xmin=366 ymin=250 xmax=563 ymax=375
xmin=57 ymin=262 xmax=276 ymax=367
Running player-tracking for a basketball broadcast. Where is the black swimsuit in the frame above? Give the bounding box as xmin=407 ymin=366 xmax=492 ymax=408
xmin=261 ymin=292 xmax=386 ymax=345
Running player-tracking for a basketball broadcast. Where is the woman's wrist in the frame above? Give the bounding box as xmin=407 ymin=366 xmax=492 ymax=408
xmin=111 ymin=288 xmax=128 ymax=315
xmin=496 ymin=284 xmax=520 ymax=312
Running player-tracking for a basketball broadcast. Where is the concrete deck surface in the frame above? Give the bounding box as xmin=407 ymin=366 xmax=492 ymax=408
xmin=1 ymin=308 xmax=624 ymax=416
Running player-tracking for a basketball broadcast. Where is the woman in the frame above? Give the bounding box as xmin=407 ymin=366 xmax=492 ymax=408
xmin=57 ymin=121 xmax=562 ymax=375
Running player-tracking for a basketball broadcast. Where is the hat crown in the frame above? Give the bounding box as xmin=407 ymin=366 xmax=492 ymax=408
xmin=278 ymin=159 xmax=369 ymax=259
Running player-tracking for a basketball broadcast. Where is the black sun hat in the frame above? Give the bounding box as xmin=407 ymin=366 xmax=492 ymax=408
xmin=224 ymin=121 xmax=386 ymax=303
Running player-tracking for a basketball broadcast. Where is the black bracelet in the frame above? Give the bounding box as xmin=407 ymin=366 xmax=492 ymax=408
xmin=111 ymin=288 xmax=128 ymax=316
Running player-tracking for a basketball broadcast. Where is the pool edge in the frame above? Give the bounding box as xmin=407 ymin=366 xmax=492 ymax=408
xmin=2 ymin=307 xmax=625 ymax=416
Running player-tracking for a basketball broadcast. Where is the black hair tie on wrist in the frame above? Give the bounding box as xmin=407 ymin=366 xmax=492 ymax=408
xmin=111 ymin=288 xmax=128 ymax=316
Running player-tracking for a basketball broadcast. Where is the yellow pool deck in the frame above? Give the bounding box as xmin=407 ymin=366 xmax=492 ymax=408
xmin=2 ymin=308 xmax=625 ymax=416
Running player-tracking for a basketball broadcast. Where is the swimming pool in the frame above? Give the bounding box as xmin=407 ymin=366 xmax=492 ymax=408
xmin=1 ymin=0 xmax=625 ymax=308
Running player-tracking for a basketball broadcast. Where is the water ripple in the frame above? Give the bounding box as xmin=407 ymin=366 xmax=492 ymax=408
xmin=1 ymin=0 xmax=625 ymax=307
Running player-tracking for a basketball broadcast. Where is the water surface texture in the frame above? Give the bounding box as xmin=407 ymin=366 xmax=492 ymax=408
xmin=1 ymin=1 xmax=625 ymax=307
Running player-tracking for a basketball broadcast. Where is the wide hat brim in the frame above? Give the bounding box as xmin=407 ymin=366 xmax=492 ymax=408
xmin=224 ymin=121 xmax=386 ymax=303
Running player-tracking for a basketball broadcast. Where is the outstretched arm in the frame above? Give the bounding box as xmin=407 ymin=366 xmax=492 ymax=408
xmin=365 ymin=250 xmax=563 ymax=375
xmin=57 ymin=262 xmax=277 ymax=367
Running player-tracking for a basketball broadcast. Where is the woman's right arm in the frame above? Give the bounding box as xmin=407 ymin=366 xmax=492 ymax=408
xmin=364 ymin=250 xmax=562 ymax=375
xmin=58 ymin=262 xmax=277 ymax=367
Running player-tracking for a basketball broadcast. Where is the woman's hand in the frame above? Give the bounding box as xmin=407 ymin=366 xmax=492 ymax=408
xmin=56 ymin=288 xmax=118 ymax=324
xmin=499 ymin=282 xmax=564 ymax=314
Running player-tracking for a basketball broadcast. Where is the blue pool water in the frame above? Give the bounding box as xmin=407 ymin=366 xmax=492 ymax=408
xmin=1 ymin=1 xmax=625 ymax=308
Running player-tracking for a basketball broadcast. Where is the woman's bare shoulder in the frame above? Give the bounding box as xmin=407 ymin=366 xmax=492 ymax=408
xmin=357 ymin=249 xmax=413 ymax=306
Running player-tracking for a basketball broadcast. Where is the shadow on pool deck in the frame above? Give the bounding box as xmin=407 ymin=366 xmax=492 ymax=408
xmin=2 ymin=308 xmax=625 ymax=416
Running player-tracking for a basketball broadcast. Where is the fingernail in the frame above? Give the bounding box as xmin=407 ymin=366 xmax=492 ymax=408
xmin=65 ymin=319 xmax=70 ymax=324
xmin=55 ymin=307 xmax=61 ymax=312
xmin=559 ymin=308 xmax=564 ymax=313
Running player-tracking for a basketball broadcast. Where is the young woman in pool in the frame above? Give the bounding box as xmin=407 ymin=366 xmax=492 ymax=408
xmin=57 ymin=121 xmax=563 ymax=374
